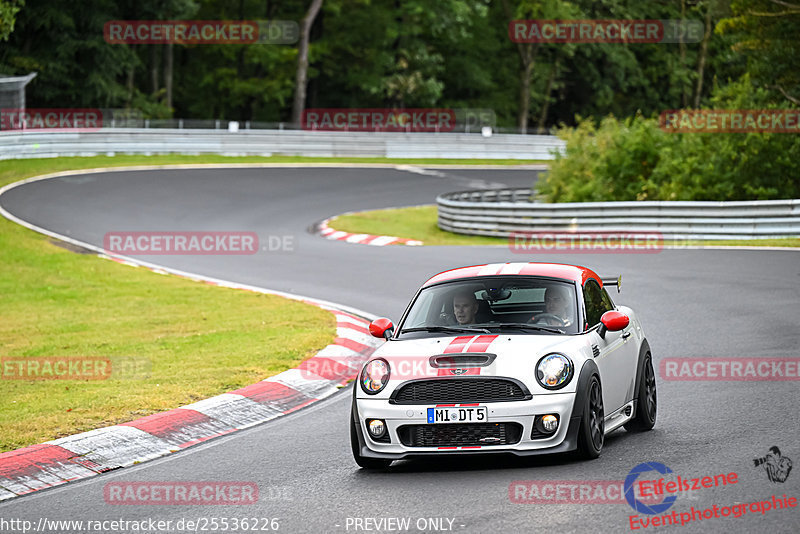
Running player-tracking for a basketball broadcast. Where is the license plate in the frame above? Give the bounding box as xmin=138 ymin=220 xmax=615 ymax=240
xmin=427 ymin=406 xmax=488 ymax=424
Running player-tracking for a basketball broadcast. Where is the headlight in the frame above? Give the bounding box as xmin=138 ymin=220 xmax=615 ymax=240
xmin=536 ymin=353 xmax=573 ymax=390
xmin=360 ymin=358 xmax=390 ymax=394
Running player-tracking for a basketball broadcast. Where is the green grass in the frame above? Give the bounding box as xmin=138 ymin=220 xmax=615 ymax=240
xmin=334 ymin=206 xmax=508 ymax=245
xmin=2 ymin=154 xmax=794 ymax=452
xmin=0 ymin=156 xmax=359 ymax=452
xmin=0 ymin=155 xmax=546 ymax=183
xmin=690 ymin=239 xmax=800 ymax=247
xmin=332 ymin=205 xmax=800 ymax=248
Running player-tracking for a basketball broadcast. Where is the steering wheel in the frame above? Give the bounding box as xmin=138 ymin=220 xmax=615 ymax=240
xmin=531 ymin=313 xmax=567 ymax=326
xmin=438 ymin=311 xmax=456 ymax=326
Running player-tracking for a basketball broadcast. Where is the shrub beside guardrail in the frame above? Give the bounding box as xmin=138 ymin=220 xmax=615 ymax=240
xmin=437 ymin=188 xmax=800 ymax=240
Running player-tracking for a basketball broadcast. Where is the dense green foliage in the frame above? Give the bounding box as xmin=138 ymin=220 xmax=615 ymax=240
xmin=0 ymin=0 xmax=23 ymax=42
xmin=1 ymin=1 xmax=797 ymax=200
xmin=0 ymin=0 xmax=757 ymax=128
xmin=539 ymin=77 xmax=800 ymax=201
xmin=538 ymin=0 xmax=800 ymax=201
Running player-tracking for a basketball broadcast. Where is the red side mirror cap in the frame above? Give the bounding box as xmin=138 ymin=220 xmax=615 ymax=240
xmin=600 ymin=310 xmax=629 ymax=332
xmin=369 ymin=318 xmax=394 ymax=339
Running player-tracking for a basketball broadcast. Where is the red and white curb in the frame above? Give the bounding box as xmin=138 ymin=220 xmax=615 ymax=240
xmin=0 ymin=307 xmax=380 ymax=502
xmin=0 ymin=173 xmax=386 ymax=502
xmin=318 ymin=217 xmax=423 ymax=246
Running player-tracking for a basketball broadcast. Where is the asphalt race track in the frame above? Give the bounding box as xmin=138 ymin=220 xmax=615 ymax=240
xmin=1 ymin=166 xmax=799 ymax=533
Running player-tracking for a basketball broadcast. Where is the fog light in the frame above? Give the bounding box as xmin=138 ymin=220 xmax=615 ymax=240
xmin=367 ymin=419 xmax=386 ymax=438
xmin=541 ymin=414 xmax=558 ymax=433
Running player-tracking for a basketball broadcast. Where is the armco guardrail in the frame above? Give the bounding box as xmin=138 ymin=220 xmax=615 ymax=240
xmin=0 ymin=129 xmax=565 ymax=160
xmin=437 ymin=189 xmax=800 ymax=240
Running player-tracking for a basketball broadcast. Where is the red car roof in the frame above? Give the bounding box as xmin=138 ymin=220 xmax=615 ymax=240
xmin=422 ymin=262 xmax=602 ymax=287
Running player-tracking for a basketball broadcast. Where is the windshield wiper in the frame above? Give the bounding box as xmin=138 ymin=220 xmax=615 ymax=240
xmin=400 ymin=326 xmax=492 ymax=334
xmin=491 ymin=323 xmax=565 ymax=334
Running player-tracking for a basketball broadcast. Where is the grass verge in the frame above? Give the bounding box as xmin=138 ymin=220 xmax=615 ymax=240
xmin=0 ymin=155 xmax=546 ymax=183
xmin=333 ymin=206 xmax=506 ymax=245
xmin=0 ymin=155 xmax=400 ymax=452
xmin=332 ymin=205 xmax=800 ymax=248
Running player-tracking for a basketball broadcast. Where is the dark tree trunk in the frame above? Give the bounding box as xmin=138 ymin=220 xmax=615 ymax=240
xmin=163 ymin=43 xmax=173 ymax=109
xmin=537 ymin=60 xmax=559 ymax=132
xmin=291 ymin=0 xmax=324 ymax=126
xmin=679 ymin=0 xmax=688 ymax=107
xmin=126 ymin=67 xmax=135 ymax=107
xmin=693 ymin=6 xmax=713 ymax=108
xmin=502 ymin=0 xmax=538 ymax=133
xmin=150 ymin=45 xmax=159 ymax=95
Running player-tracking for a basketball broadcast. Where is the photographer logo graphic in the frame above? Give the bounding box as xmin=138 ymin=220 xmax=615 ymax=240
xmin=624 ymin=462 xmax=678 ymax=514
xmin=754 ymin=446 xmax=793 ymax=483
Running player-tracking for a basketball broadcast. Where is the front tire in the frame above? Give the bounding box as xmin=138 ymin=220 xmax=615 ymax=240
xmin=350 ymin=408 xmax=393 ymax=469
xmin=624 ymin=354 xmax=657 ymax=432
xmin=576 ymin=375 xmax=604 ymax=460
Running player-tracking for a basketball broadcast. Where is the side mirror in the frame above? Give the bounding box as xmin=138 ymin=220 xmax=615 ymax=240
xmin=368 ymin=318 xmax=394 ymax=340
xmin=598 ymin=310 xmax=629 ymax=339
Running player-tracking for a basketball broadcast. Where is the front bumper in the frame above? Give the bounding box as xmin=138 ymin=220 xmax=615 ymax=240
xmin=353 ymin=392 xmax=581 ymax=459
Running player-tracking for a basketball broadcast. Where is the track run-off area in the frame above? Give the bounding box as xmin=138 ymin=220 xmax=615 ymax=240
xmin=0 ymin=165 xmax=798 ymax=533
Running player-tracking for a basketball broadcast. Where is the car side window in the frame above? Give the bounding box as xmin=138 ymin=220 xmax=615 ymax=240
xmin=583 ymin=280 xmax=613 ymax=328
xmin=599 ymin=287 xmax=615 ymax=311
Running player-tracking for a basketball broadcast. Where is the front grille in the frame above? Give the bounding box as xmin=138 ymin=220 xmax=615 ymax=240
xmin=392 ymin=378 xmax=529 ymax=404
xmin=398 ymin=423 xmax=522 ymax=447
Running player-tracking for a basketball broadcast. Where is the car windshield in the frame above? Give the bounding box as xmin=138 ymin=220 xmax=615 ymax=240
xmin=397 ymin=278 xmax=579 ymax=337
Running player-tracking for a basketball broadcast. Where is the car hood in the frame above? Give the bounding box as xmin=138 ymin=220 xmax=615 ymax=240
xmin=362 ymin=333 xmax=593 ymax=397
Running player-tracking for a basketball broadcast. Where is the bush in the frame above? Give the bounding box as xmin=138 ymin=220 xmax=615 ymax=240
xmin=538 ymin=77 xmax=800 ymax=202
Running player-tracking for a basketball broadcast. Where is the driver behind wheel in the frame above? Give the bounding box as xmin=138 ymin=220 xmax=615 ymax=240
xmin=530 ymin=286 xmax=573 ymax=327
xmin=452 ymin=290 xmax=479 ymax=325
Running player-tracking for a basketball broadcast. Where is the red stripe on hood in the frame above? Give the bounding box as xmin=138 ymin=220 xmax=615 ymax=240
xmin=443 ymin=335 xmax=477 ymax=354
xmin=466 ymin=334 xmax=498 ymax=353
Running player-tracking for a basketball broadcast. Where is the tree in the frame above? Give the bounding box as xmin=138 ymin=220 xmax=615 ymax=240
xmin=291 ymin=0 xmax=323 ymax=125
xmin=718 ymin=0 xmax=800 ymax=106
xmin=0 ymin=0 xmax=23 ymax=42
xmin=0 ymin=0 xmax=139 ymax=107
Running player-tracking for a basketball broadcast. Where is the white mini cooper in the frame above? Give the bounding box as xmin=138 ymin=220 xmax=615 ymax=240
xmin=350 ymin=262 xmax=656 ymax=468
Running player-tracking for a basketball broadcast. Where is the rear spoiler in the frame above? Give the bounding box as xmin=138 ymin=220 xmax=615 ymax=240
xmin=602 ymin=275 xmax=622 ymax=293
